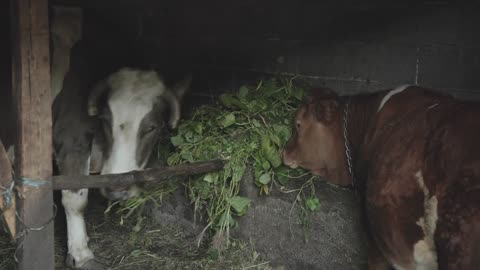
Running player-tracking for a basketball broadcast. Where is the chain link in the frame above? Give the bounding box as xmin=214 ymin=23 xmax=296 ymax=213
xmin=343 ymin=97 xmax=355 ymax=190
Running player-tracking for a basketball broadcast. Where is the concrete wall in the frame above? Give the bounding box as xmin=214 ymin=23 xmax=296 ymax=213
xmin=119 ymin=0 xmax=480 ymax=100
xmin=54 ymin=0 xmax=480 ymax=100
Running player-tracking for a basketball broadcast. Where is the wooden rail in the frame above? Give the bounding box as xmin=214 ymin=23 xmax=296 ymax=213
xmin=52 ymin=160 xmax=225 ymax=190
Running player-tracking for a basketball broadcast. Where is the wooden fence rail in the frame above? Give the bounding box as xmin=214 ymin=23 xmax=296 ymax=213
xmin=52 ymin=160 xmax=225 ymax=190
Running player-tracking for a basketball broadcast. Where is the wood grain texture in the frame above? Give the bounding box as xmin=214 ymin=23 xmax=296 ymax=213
xmin=10 ymin=0 xmax=54 ymax=269
xmin=52 ymin=160 xmax=225 ymax=190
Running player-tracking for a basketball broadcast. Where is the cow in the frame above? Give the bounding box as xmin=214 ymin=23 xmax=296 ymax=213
xmin=282 ymin=85 xmax=480 ymax=270
xmin=50 ymin=8 xmax=191 ymax=269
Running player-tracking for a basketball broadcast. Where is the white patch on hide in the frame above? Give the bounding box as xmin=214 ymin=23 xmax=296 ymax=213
xmin=413 ymin=170 xmax=439 ymax=270
xmin=377 ymin=85 xmax=410 ymax=112
xmin=62 ymin=189 xmax=93 ymax=267
xmin=101 ymin=68 xmax=166 ymax=175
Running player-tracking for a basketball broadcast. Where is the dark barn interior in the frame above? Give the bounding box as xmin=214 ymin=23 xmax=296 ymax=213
xmin=1 ymin=0 xmax=480 ymax=269
xmin=2 ymin=0 xmax=480 ymax=130
xmin=45 ymin=0 xmax=480 ymax=99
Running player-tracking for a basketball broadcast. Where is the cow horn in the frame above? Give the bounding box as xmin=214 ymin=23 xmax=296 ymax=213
xmin=87 ymin=79 xmax=109 ymax=116
xmin=164 ymin=74 xmax=192 ymax=129
xmin=172 ymin=73 xmax=192 ymax=100
xmin=163 ymin=91 xmax=181 ymax=129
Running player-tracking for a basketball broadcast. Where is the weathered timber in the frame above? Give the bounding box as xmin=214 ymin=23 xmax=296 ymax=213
xmin=0 ymin=139 xmax=16 ymax=239
xmin=10 ymin=0 xmax=55 ymax=269
xmin=52 ymin=160 xmax=225 ymax=190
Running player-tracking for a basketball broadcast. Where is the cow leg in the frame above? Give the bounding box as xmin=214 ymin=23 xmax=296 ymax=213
xmin=62 ymin=188 xmax=93 ymax=267
xmin=58 ymin=151 xmax=106 ymax=269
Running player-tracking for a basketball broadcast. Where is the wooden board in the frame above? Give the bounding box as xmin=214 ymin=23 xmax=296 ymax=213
xmin=0 ymin=139 xmax=16 ymax=239
xmin=10 ymin=0 xmax=55 ymax=269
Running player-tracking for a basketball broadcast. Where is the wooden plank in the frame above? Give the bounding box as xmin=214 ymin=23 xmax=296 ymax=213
xmin=52 ymin=160 xmax=225 ymax=190
xmin=0 ymin=139 xmax=16 ymax=239
xmin=10 ymin=0 xmax=55 ymax=269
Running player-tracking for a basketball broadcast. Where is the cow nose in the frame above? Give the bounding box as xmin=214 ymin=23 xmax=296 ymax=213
xmin=281 ymin=150 xmax=298 ymax=168
xmin=100 ymin=185 xmax=140 ymax=201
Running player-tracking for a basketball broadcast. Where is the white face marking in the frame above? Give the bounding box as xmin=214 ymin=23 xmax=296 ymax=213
xmin=101 ymin=68 xmax=165 ymax=175
xmin=413 ymin=170 xmax=439 ymax=270
xmin=377 ymin=85 xmax=410 ymax=112
xmin=62 ymin=189 xmax=94 ymax=267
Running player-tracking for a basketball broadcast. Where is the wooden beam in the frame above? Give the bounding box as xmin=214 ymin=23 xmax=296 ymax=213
xmin=52 ymin=160 xmax=225 ymax=190
xmin=10 ymin=0 xmax=55 ymax=269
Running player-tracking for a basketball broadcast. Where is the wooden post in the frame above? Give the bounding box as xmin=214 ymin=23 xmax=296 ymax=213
xmin=10 ymin=0 xmax=55 ymax=269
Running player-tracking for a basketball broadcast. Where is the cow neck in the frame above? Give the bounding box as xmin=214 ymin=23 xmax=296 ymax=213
xmin=341 ymin=93 xmax=383 ymax=186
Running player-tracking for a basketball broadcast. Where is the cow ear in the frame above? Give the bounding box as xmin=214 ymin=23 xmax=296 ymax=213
xmin=88 ymin=79 xmax=110 ymax=116
xmin=314 ymin=100 xmax=339 ymax=123
xmin=172 ymin=73 xmax=192 ymax=101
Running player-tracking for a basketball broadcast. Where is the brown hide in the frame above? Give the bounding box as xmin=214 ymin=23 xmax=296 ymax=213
xmin=283 ymin=86 xmax=480 ymax=270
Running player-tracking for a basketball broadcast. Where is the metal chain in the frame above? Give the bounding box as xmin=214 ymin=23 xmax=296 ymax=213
xmin=343 ymin=97 xmax=355 ymax=190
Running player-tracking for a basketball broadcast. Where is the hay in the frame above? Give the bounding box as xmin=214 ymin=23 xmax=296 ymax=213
xmin=0 ymin=191 xmax=269 ymax=269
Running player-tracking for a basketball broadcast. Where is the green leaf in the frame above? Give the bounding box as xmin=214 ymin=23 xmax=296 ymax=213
xmin=261 ymin=136 xmax=281 ymax=168
xmin=222 ymin=113 xmax=236 ymax=128
xmin=259 ymin=173 xmax=271 ymax=185
xmin=262 ymin=160 xmax=271 ymax=170
xmin=219 ymin=94 xmax=237 ymax=108
xmin=291 ymin=87 xmax=304 ymax=101
xmin=220 ymin=94 xmax=247 ymax=110
xmin=230 ymin=196 xmax=251 ymax=216
xmin=252 ymin=119 xmax=261 ymax=128
xmin=218 ymin=212 xmax=236 ymax=228
xmin=203 ymin=173 xmax=218 ymax=183
xmin=306 ymin=196 xmax=321 ymax=211
xmin=269 ymin=133 xmax=282 ymax=147
xmin=194 ymin=123 xmax=203 ymax=134
xmin=184 ymin=131 xmax=194 ymax=142
xmin=232 ymin=164 xmax=246 ymax=182
xmin=238 ymin=86 xmax=249 ymax=100
xmin=170 ymin=135 xmax=184 ymax=147
xmin=269 ymin=153 xmax=282 ymax=168
xmin=273 ymin=125 xmax=292 ymax=145
xmin=274 ymin=166 xmax=290 ymax=185
xmin=194 ymin=180 xmax=211 ymax=198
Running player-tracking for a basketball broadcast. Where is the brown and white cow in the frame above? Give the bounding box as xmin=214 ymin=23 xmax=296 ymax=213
xmin=282 ymin=85 xmax=480 ymax=270
xmin=50 ymin=8 xmax=191 ymax=269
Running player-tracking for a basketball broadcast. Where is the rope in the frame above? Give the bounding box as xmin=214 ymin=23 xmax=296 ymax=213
xmin=15 ymin=177 xmax=51 ymax=188
xmin=0 ymin=181 xmax=15 ymax=209
xmin=0 ymin=174 xmax=56 ymax=263
xmin=343 ymin=97 xmax=356 ymax=193
xmin=14 ymin=204 xmax=57 ymax=263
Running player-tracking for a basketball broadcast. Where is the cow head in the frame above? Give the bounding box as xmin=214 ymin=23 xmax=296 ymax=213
xmin=282 ymin=90 xmax=351 ymax=186
xmin=88 ymin=68 xmax=191 ymax=200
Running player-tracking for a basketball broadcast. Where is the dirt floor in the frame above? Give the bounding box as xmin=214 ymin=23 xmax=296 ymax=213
xmin=0 ymin=190 xmax=269 ymax=270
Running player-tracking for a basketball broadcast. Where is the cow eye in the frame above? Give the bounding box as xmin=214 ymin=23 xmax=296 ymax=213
xmin=144 ymin=125 xmax=157 ymax=135
xmin=296 ymin=121 xmax=301 ymax=129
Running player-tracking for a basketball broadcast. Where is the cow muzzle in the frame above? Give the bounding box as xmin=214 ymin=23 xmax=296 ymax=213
xmin=100 ymin=185 xmax=141 ymax=201
xmin=281 ymin=150 xmax=298 ymax=169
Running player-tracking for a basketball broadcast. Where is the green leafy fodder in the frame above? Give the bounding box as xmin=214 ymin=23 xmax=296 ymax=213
xmin=166 ymin=78 xmax=308 ymax=244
